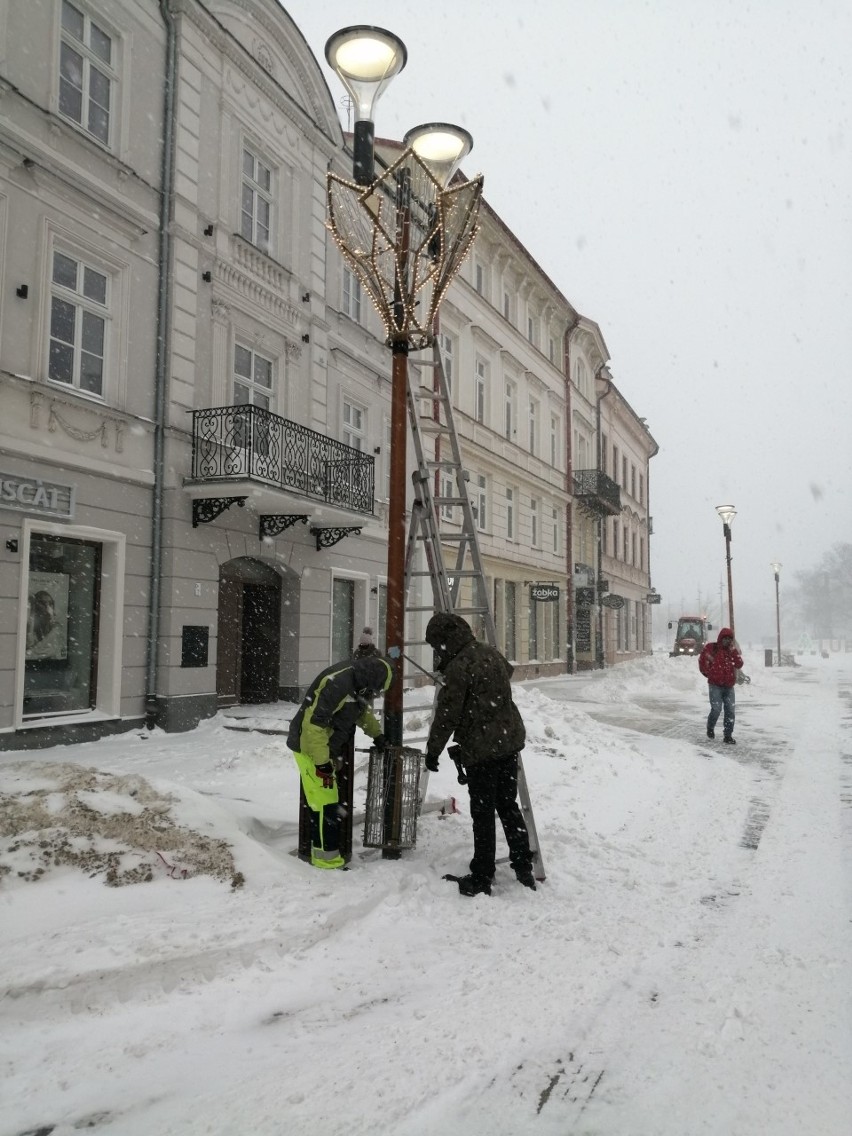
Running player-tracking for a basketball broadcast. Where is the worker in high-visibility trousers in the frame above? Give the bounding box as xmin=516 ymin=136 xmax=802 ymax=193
xmin=287 ymin=655 xmax=393 ymax=869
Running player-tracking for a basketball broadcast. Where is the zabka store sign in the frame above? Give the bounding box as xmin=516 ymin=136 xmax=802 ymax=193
xmin=530 ymin=584 xmax=560 ymax=602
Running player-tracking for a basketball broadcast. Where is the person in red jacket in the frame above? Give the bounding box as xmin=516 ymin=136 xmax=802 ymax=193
xmin=698 ymin=627 xmax=744 ymax=744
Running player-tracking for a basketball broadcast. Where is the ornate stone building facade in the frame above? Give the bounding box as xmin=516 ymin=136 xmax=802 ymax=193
xmin=0 ymin=0 xmax=657 ymax=748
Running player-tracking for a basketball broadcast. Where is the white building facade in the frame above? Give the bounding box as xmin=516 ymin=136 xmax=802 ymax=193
xmin=0 ymin=0 xmax=396 ymax=747
xmin=0 ymin=0 xmax=658 ymax=749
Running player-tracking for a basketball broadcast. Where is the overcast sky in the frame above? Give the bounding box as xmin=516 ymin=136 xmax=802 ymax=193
xmin=284 ymin=0 xmax=852 ymax=643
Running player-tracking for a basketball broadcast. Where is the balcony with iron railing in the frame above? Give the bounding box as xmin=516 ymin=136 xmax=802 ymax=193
xmin=188 ymin=405 xmax=375 ymax=518
xmin=573 ymin=468 xmax=622 ymax=517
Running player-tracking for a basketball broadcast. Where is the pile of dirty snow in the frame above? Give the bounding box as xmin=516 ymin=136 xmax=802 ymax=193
xmin=0 ymin=762 xmax=244 ymax=889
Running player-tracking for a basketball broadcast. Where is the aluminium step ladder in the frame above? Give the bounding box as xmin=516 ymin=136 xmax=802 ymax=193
xmin=402 ymin=337 xmax=546 ymax=881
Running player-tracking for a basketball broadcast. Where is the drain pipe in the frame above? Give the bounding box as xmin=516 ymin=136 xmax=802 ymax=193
xmin=564 ymin=317 xmax=579 ymax=674
xmin=595 ymin=366 xmax=614 ymax=669
xmin=146 ymin=1 xmax=177 ymax=729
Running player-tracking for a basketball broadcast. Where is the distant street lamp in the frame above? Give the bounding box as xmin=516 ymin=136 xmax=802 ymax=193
xmin=715 ymin=504 xmax=736 ymax=635
xmin=325 ymin=25 xmax=482 ymax=850
xmin=770 ymin=560 xmax=782 ymax=665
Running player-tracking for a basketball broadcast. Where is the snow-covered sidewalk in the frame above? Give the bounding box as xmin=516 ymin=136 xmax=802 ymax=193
xmin=1 ymin=651 xmax=850 ymax=1136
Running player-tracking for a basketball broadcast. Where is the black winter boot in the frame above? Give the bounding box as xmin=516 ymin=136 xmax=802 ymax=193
xmin=515 ymin=869 xmax=537 ymax=890
xmin=444 ymin=873 xmax=491 ymax=897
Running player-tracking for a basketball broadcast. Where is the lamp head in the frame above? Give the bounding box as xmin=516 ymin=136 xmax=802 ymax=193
xmin=325 ymin=26 xmax=407 ymax=124
xmin=715 ymin=504 xmax=737 ymax=527
xmin=402 ymin=122 xmax=473 ymax=187
xmin=770 ymin=560 xmax=782 ymax=576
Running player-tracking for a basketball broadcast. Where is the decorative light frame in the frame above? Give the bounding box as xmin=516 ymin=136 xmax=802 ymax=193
xmin=327 ymin=148 xmax=483 ymax=350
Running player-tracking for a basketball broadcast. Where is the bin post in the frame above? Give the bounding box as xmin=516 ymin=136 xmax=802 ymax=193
xmin=764 ymin=648 xmax=774 ymax=667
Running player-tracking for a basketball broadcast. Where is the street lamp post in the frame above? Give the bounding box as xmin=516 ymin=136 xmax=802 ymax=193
xmin=770 ymin=560 xmax=782 ymax=665
xmin=325 ymin=26 xmax=482 ymax=848
xmin=715 ymin=504 xmax=736 ymax=636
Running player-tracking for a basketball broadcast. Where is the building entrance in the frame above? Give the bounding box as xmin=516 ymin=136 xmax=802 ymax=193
xmin=217 ymin=558 xmax=282 ymax=706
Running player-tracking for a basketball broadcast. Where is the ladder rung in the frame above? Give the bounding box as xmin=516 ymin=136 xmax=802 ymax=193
xmin=417 ymin=421 xmax=450 ymax=434
xmin=407 ymin=567 xmax=481 ymax=580
xmin=425 ymin=459 xmax=460 ymax=469
xmin=434 ymin=497 xmax=466 ymax=505
xmin=415 ymin=386 xmax=447 ymax=398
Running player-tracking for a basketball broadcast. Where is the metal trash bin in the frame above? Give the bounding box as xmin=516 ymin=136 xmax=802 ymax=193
xmin=764 ymin=649 xmax=774 ymax=667
xmin=364 ymin=745 xmax=422 ymax=852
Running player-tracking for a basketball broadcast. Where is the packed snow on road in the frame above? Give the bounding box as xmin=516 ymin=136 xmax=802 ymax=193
xmin=2 ymin=650 xmax=850 ymax=1136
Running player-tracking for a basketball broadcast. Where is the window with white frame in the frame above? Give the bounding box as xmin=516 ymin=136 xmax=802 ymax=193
xmin=528 ymin=396 xmax=539 ymax=455
xmin=440 ymin=472 xmax=455 ymax=521
xmin=527 ymin=314 xmax=538 ymax=348
xmin=623 ymin=524 xmax=629 ymax=563
xmin=342 ymin=266 xmax=362 ymax=322
xmin=342 ymin=399 xmax=366 ymax=450
xmin=59 ymin=0 xmax=115 ymax=146
xmin=475 ymin=474 xmax=487 ymax=531
xmin=474 ymin=261 xmax=485 ymax=296
xmin=382 ymin=417 xmax=391 ymax=500
xmin=574 ymin=358 xmax=590 ymax=399
xmin=21 ymin=524 xmax=125 ymax=724
xmin=550 ymin=414 xmax=560 ymax=467
xmin=474 ymin=358 xmax=487 ymax=423
xmin=504 ymin=379 xmax=516 ymax=440
xmin=639 ymin=472 xmax=645 ymax=506
xmin=530 ymin=497 xmax=539 ymax=547
xmin=640 ymin=536 xmax=645 ymax=570
xmin=232 ymin=344 xmax=273 ymax=456
xmin=549 ymin=337 xmax=557 ymax=364
xmin=505 ymin=486 xmax=515 ymax=541
xmin=631 ymin=464 xmax=637 ymax=499
xmin=241 ymin=147 xmax=273 ymax=252
xmin=503 ymin=290 xmax=512 ymax=322
xmin=575 ymin=432 xmax=590 ymax=470
xmin=552 ymin=505 xmax=560 ymax=554
xmin=48 ymin=249 xmax=109 ymax=397
xmin=233 ymin=344 xmax=273 ymax=409
xmin=439 ymin=331 xmax=455 ymax=388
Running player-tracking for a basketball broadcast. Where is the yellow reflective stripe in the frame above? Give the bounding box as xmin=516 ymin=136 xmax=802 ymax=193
xmin=293 ymin=751 xmax=339 ymax=811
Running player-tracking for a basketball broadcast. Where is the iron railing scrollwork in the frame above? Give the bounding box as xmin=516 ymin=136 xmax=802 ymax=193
xmin=573 ymin=469 xmax=622 ymax=517
xmin=191 ymin=405 xmax=375 ymax=515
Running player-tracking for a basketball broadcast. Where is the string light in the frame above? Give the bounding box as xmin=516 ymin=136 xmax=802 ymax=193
xmin=327 ymin=146 xmax=482 ymax=350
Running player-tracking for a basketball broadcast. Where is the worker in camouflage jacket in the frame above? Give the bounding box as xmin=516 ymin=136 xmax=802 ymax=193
xmin=424 ymin=612 xmax=536 ymax=896
xmin=287 ymin=655 xmax=392 ymax=869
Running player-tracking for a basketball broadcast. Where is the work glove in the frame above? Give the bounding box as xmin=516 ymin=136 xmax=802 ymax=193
xmin=372 ymin=733 xmax=388 ymax=751
xmin=425 ymin=752 xmax=440 ymax=773
xmin=316 ymin=762 xmax=335 ymax=790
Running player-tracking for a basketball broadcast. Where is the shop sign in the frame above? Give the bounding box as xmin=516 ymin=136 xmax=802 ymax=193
xmin=0 ymin=472 xmax=75 ymax=519
xmin=601 ymin=594 xmax=626 ymax=610
xmin=530 ymin=584 xmax=559 ymax=602
xmin=647 ymin=593 xmax=662 ymax=604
